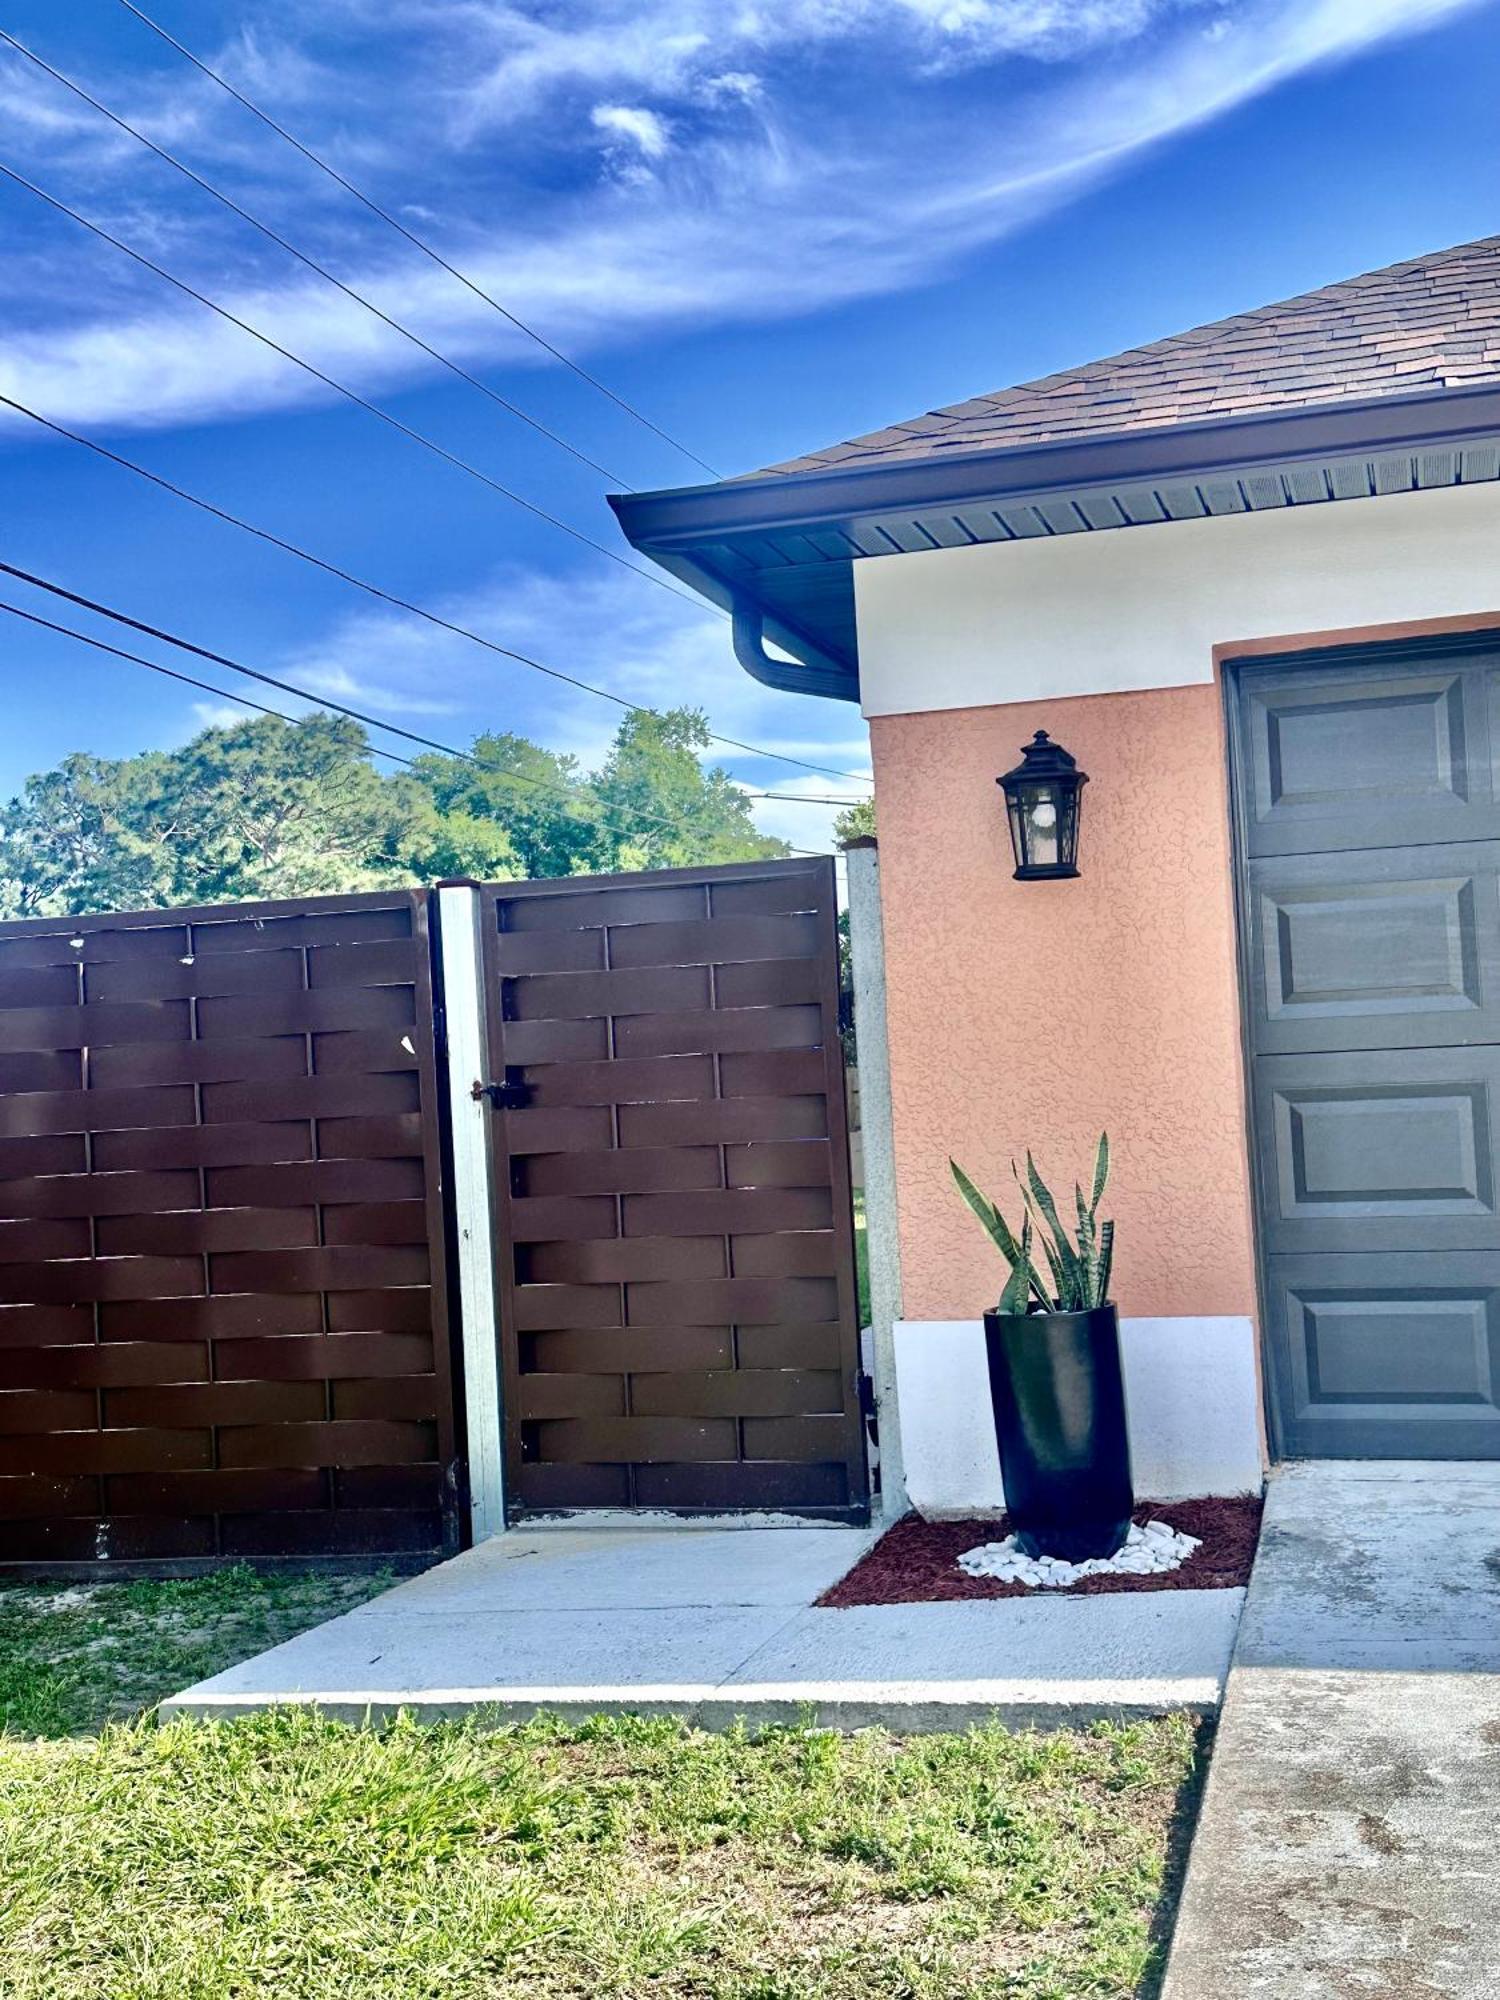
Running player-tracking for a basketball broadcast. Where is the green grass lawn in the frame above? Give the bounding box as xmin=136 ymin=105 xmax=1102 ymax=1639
xmin=0 ymin=1568 xmax=1205 ymax=2000
xmin=0 ymin=1565 xmax=393 ymax=1739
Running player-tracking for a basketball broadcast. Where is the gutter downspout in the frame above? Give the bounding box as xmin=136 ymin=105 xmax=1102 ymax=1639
xmin=731 ymin=601 xmax=860 ymax=705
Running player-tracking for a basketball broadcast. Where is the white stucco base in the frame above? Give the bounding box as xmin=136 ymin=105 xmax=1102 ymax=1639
xmin=892 ymin=1315 xmax=1263 ymax=1519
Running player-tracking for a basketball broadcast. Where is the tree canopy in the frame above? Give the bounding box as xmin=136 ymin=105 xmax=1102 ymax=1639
xmin=0 ymin=707 xmax=791 ymax=918
xmin=832 ymin=796 xmax=876 ymax=846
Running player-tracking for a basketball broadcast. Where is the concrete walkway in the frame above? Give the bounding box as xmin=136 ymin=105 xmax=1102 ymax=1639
xmin=164 ymin=1521 xmax=1241 ymax=1730
xmin=1162 ymin=1462 xmax=1500 ymax=1999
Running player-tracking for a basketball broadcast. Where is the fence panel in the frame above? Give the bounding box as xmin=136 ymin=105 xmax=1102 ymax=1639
xmin=480 ymin=856 xmax=868 ymax=1521
xmin=0 ymin=889 xmax=457 ymax=1565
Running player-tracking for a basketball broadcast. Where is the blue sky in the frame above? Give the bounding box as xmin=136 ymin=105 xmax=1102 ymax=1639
xmin=1 ymin=0 xmax=1498 ymax=848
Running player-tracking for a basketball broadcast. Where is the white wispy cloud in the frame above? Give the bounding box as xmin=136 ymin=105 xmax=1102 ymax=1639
xmin=455 ymin=0 xmax=1197 ymax=120
xmin=255 ymin=561 xmax=872 ymax=846
xmin=0 ymin=0 xmax=1484 ymax=442
xmin=591 ymin=104 xmax=673 ymax=160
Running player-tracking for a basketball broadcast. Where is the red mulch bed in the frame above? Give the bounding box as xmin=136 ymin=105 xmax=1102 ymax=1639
xmin=817 ymin=1495 xmax=1263 ymax=1608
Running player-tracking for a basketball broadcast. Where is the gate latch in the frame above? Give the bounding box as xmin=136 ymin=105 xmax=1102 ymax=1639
xmin=472 ymin=1077 xmax=530 ymax=1110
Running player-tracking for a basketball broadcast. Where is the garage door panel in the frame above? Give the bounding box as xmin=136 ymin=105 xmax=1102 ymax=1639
xmin=1242 ymin=653 xmax=1500 ymax=856
xmin=1265 ymin=1253 xmax=1500 ymax=1457
xmin=1257 ymin=1049 xmax=1500 ymax=1252
xmin=1236 ymin=641 xmax=1500 ymax=1461
xmin=1247 ymin=843 xmax=1500 ymax=1051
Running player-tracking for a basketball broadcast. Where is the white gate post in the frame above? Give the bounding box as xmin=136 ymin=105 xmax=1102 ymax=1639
xmin=843 ymin=838 xmax=908 ymax=1522
xmin=435 ymin=884 xmax=506 ymax=1543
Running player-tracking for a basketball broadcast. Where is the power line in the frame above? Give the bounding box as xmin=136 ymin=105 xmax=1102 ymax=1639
xmin=0 ymin=392 xmax=873 ymax=787
xmin=1 ymin=591 xmax=852 ymax=850
xmin=0 ymin=26 xmax=631 ymax=490
xmin=0 ymin=562 xmax=832 ymax=856
xmin=749 ymin=791 xmax=864 ymax=804
xmin=0 ymin=593 xmax=414 ymax=752
xmin=0 ymin=160 xmax=709 ymax=613
xmin=117 ymin=0 xmax=721 ymax=481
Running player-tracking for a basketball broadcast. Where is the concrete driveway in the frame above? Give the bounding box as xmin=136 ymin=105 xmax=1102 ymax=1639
xmin=1163 ymin=1462 xmax=1500 ymax=1998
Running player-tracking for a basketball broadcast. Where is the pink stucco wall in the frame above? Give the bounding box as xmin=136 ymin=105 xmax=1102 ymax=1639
xmin=870 ymin=683 xmax=1258 ymax=1323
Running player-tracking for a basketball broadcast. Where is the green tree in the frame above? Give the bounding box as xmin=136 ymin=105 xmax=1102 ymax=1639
xmin=0 ymin=749 xmax=178 ymax=917
xmin=405 ymin=733 xmax=596 ymax=881
xmin=591 ymin=709 xmax=789 ymax=872
xmin=154 ymin=714 xmax=427 ymax=905
xmin=832 ymin=795 xmax=876 ymax=845
xmin=0 ymin=703 xmax=791 ymax=918
xmin=0 ymin=715 xmax=430 ymax=916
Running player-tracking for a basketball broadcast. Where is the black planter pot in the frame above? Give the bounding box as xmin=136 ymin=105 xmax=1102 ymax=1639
xmin=982 ymin=1303 xmax=1134 ymax=1561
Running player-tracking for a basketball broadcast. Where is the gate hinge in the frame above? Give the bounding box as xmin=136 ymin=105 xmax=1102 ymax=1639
xmin=472 ymin=1077 xmax=530 ymax=1110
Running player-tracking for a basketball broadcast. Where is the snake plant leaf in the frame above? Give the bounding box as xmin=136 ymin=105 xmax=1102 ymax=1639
xmin=1018 ymin=1153 xmax=1086 ymax=1302
xmin=1019 ymin=1218 xmax=1055 ymax=1312
xmin=1097 ymin=1218 xmax=1115 ymax=1304
xmin=954 ymin=1144 xmax=1115 ymax=1315
xmin=1075 ymin=1182 xmax=1101 ymax=1307
xmin=1032 ymin=1225 xmax=1069 ymax=1308
xmin=998 ymin=1218 xmax=1033 ymax=1315
xmin=949 ymin=1160 xmax=1023 ymax=1270
xmin=1022 ymin=1151 xmax=1075 ymax=1258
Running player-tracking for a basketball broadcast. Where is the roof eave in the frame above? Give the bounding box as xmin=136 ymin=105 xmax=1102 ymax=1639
xmin=609 ymin=379 xmax=1500 ymax=703
xmin=616 ymin=380 xmax=1500 ymax=539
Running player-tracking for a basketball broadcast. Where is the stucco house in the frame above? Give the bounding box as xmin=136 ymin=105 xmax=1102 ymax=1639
xmin=614 ymin=237 xmax=1500 ymax=1513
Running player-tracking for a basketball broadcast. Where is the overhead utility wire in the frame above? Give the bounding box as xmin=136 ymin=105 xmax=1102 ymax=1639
xmin=0 ymin=393 xmax=872 ymax=788
xmin=0 ymin=161 xmax=708 ymax=613
xmin=117 ymin=0 xmax=721 ymax=481
xmin=0 ymin=563 xmax=833 ymax=855
xmin=0 ymin=27 xmax=630 ymax=489
xmin=0 ymin=594 xmax=419 ymax=755
xmin=2 ymin=594 xmax=846 ymax=828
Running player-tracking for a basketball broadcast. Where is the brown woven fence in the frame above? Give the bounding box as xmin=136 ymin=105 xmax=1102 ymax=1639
xmin=0 ymin=890 xmax=457 ymax=1567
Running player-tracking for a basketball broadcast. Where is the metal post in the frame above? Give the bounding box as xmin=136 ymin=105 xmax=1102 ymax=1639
xmin=843 ymin=839 xmax=907 ymax=1521
xmin=435 ymin=884 xmax=506 ymax=1542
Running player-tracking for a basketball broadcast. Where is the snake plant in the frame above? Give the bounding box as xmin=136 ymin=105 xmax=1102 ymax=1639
xmin=950 ymin=1134 xmax=1113 ymax=1315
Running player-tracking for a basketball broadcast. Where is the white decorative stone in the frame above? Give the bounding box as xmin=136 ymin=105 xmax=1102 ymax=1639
xmin=956 ymin=1520 xmax=1201 ymax=1590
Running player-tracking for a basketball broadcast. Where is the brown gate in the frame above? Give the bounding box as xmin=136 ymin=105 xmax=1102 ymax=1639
xmin=479 ymin=857 xmax=868 ymax=1521
xmin=0 ymin=889 xmax=458 ymax=1566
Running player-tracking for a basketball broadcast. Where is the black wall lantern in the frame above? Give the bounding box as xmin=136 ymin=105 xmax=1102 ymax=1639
xmin=997 ymin=731 xmax=1088 ymax=880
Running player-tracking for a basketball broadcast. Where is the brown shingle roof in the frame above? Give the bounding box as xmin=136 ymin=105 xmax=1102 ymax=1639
xmin=756 ymin=237 xmax=1500 ymax=479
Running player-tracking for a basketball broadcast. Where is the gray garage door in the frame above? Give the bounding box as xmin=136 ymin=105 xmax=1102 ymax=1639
xmin=1234 ymin=637 xmax=1500 ymax=1458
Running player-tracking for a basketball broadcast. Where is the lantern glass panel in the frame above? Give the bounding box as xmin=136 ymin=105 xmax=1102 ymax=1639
xmin=1020 ymin=784 xmax=1061 ymax=871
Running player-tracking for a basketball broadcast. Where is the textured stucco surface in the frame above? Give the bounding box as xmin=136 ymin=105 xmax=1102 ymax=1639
xmin=870 ymin=683 xmax=1257 ymax=1323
